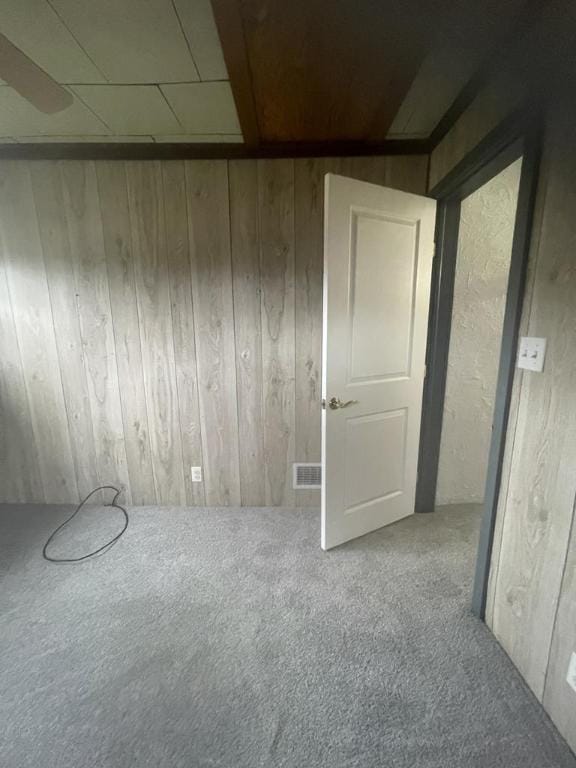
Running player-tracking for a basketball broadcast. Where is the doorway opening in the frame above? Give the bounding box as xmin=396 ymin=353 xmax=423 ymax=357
xmin=435 ymin=159 xmax=522 ymax=512
xmin=415 ymin=113 xmax=542 ymax=618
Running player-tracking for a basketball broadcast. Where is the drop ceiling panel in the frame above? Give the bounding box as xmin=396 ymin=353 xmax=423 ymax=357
xmin=161 ymin=82 xmax=241 ymax=134
xmin=72 ymin=85 xmax=182 ymax=135
xmin=16 ymin=135 xmax=152 ymax=142
xmin=173 ymin=0 xmax=228 ymax=80
xmin=49 ymin=0 xmax=200 ymax=83
xmin=0 ymin=87 xmax=108 ymax=136
xmin=0 ymin=0 xmax=105 ymax=83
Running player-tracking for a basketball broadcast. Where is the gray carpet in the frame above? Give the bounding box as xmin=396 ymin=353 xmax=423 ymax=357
xmin=1 ymin=500 xmax=574 ymax=768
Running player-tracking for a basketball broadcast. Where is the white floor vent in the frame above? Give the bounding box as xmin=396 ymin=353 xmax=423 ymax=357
xmin=293 ymin=463 xmax=322 ymax=490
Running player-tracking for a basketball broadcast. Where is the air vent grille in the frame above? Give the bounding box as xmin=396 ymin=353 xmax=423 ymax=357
xmin=293 ymin=463 xmax=322 ymax=489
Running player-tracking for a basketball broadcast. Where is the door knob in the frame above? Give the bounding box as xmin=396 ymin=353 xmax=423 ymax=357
xmin=328 ymin=396 xmax=358 ymax=410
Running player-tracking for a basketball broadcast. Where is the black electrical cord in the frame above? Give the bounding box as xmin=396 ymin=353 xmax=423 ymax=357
xmin=42 ymin=485 xmax=128 ymax=563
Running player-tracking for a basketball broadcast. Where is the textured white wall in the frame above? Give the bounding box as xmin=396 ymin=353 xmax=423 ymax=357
xmin=436 ymin=159 xmax=522 ymax=506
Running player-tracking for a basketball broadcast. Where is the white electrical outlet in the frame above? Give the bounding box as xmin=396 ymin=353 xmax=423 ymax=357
xmin=191 ymin=466 xmax=202 ymax=483
xmin=567 ymin=652 xmax=576 ymax=694
xmin=517 ymin=336 xmax=547 ymax=372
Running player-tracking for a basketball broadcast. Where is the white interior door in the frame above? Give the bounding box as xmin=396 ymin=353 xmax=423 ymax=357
xmin=321 ymin=174 xmax=436 ymax=550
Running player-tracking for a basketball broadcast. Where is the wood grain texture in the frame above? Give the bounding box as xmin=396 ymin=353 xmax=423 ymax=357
xmin=485 ymin=149 xmax=545 ymax=626
xmin=229 ymin=160 xmax=265 ymax=505
xmin=258 ymin=159 xmax=295 ymax=505
xmin=236 ymin=0 xmax=447 ymax=142
xmin=211 ymin=0 xmax=260 ymax=146
xmin=489 ymin=105 xmax=576 ymax=700
xmin=95 ymin=161 xmax=155 ymax=505
xmin=431 ymin=81 xmax=576 ymax=751
xmin=0 ymin=252 xmax=43 ymax=502
xmin=0 ymin=155 xmax=427 ymax=507
xmin=162 ymin=161 xmax=205 ymax=506
xmin=544 ymin=513 xmax=576 ymax=753
xmin=61 ymin=161 xmax=131 ymax=500
xmin=186 ymin=160 xmax=241 ymax=506
xmin=294 ymin=158 xmax=325 ymax=506
xmin=127 ymin=161 xmax=187 ymax=505
xmin=31 ymin=161 xmax=99 ymax=499
xmin=0 ymin=162 xmax=77 ymax=502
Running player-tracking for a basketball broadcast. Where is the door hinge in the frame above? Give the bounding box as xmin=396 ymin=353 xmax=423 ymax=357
xmin=321 ymin=398 xmax=326 ymax=409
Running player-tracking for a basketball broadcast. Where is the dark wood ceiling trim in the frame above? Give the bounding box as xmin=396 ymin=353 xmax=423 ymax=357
xmin=427 ymin=66 xmax=489 ymax=150
xmin=211 ymin=0 xmax=260 ymax=147
xmin=0 ymin=139 xmax=430 ymax=161
xmin=428 ymin=0 xmax=548 ymax=151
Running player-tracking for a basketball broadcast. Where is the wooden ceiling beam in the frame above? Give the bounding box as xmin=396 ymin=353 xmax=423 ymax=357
xmin=0 ymin=138 xmax=430 ymax=161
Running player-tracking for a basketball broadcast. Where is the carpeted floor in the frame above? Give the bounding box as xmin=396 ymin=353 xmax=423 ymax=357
xmin=1 ymin=500 xmax=574 ymax=768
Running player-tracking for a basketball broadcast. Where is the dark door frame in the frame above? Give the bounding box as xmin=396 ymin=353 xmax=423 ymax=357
xmin=415 ymin=109 xmax=542 ymax=619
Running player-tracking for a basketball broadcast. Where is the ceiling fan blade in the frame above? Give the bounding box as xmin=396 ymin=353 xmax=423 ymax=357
xmin=0 ymin=32 xmax=73 ymax=114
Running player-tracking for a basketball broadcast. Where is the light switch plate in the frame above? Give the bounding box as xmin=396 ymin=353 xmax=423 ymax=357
xmin=191 ymin=466 xmax=202 ymax=483
xmin=567 ymin=652 xmax=576 ymax=694
xmin=517 ymin=336 xmax=547 ymax=372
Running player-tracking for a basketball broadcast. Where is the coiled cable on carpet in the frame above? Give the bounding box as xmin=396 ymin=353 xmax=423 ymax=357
xmin=42 ymin=485 xmax=128 ymax=563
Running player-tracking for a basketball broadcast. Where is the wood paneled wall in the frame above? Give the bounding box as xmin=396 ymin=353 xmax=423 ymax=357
xmin=432 ymin=85 xmax=576 ymax=752
xmin=0 ymin=154 xmax=427 ymax=507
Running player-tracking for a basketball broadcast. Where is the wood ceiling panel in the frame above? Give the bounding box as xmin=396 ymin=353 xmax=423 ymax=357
xmin=161 ymin=82 xmax=241 ymax=134
xmin=173 ymin=0 xmax=229 ymax=81
xmin=229 ymin=0 xmax=449 ymax=142
xmin=0 ymin=0 xmax=104 ymax=83
xmin=72 ymin=85 xmax=182 ymax=135
xmin=49 ymin=0 xmax=199 ymax=83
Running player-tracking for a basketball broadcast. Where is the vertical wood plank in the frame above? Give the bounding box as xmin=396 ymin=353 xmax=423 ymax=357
xmin=162 ymin=160 xmax=205 ymax=506
xmin=229 ymin=160 xmax=265 ymax=506
xmin=346 ymin=156 xmax=387 ymax=184
xmin=384 ymin=155 xmax=429 ymax=194
xmin=31 ymin=161 xmax=99 ymax=499
xmin=485 ymin=152 xmax=546 ymax=625
xmin=294 ymin=158 xmax=324 ymax=507
xmin=186 ymin=160 xmax=241 ymax=506
xmin=61 ymin=161 xmax=131 ymax=501
xmin=0 ymin=154 xmax=429 ymax=507
xmin=126 ymin=161 xmax=187 ymax=505
xmin=0 ymin=162 xmax=77 ymax=502
xmin=543 ymin=520 xmax=576 ymax=753
xmin=258 ymin=159 xmax=296 ymax=506
xmin=0 ymin=249 xmax=43 ymax=502
xmin=490 ymin=109 xmax=576 ymax=699
xmin=95 ymin=161 xmax=156 ymax=505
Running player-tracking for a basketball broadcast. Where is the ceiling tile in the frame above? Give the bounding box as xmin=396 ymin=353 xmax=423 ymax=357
xmin=161 ymin=82 xmax=240 ymax=134
xmin=49 ymin=0 xmax=199 ymax=83
xmin=0 ymin=87 xmax=109 ymax=136
xmin=72 ymin=86 xmax=182 ymax=135
xmin=0 ymin=0 xmax=105 ymax=83
xmin=173 ymin=0 xmax=228 ymax=81
xmin=17 ymin=135 xmax=152 ymax=142
xmin=153 ymin=134 xmax=243 ymax=143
